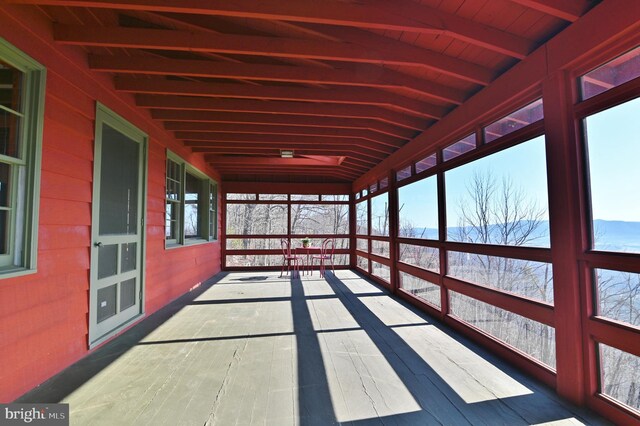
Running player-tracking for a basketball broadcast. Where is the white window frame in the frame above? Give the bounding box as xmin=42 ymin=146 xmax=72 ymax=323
xmin=165 ymin=150 xmax=217 ymax=248
xmin=0 ymin=38 xmax=46 ymax=278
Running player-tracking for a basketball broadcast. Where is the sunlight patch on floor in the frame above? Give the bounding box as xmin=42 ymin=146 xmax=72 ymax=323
xmin=319 ymin=329 xmax=422 ymax=423
xmin=393 ymin=324 xmax=533 ymax=404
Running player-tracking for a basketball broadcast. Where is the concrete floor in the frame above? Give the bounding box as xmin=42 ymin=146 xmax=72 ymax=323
xmin=20 ymin=270 xmax=607 ymax=425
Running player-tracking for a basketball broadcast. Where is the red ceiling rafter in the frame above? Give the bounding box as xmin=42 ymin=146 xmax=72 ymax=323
xmin=151 ymin=110 xmax=418 ymax=140
xmin=113 ymin=77 xmax=445 ymax=119
xmin=13 ymin=0 xmax=534 ymax=56
xmin=89 ymin=55 xmax=467 ymax=105
xmin=53 ymin=25 xmax=495 ymax=85
xmin=176 ymin=133 xmax=397 ymax=156
xmin=8 ymin=0 xmax=590 ymax=182
xmin=508 ymin=0 xmax=590 ymax=22
xmin=164 ymin=123 xmax=405 ymax=146
xmin=136 ymin=96 xmax=427 ymax=131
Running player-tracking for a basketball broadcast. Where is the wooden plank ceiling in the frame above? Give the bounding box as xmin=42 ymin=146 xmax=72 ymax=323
xmin=13 ymin=0 xmax=597 ymax=182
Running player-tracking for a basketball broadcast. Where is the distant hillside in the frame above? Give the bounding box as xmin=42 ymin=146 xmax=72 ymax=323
xmin=407 ymin=220 xmax=640 ymax=252
xmin=593 ymin=220 xmax=640 ymax=252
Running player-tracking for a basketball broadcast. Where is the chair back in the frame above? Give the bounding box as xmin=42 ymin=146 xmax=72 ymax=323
xmin=281 ymin=238 xmax=292 ymax=257
xmin=322 ymin=238 xmax=335 ymax=257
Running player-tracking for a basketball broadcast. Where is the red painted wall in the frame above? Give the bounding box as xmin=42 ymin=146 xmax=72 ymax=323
xmin=0 ymin=5 xmax=222 ymax=402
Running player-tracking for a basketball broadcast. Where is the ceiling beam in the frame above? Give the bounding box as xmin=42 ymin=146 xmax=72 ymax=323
xmin=185 ymin=141 xmax=388 ymax=161
xmin=17 ymin=0 xmax=533 ymax=58
xmin=14 ymin=0 xmax=533 ymax=56
xmin=177 ymin=133 xmax=397 ymax=155
xmin=164 ymin=123 xmax=405 ymax=146
xmin=114 ymin=77 xmax=446 ymax=119
xmin=90 ymin=55 xmax=466 ymax=105
xmin=53 ymin=25 xmax=494 ymax=85
xmin=508 ymin=0 xmax=589 ymax=22
xmin=204 ymin=156 xmax=346 ymax=167
xmin=209 ymin=160 xmax=363 ymax=172
xmin=192 ymin=147 xmax=379 ymax=168
xmin=211 ymin=162 xmax=362 ymax=173
xmin=136 ymin=95 xmax=428 ymax=131
xmin=151 ymin=110 xmax=419 ymax=140
xmin=216 ymin=169 xmax=360 ymax=180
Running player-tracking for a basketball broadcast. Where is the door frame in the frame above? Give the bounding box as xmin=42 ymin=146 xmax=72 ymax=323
xmin=88 ymin=102 xmax=148 ymax=349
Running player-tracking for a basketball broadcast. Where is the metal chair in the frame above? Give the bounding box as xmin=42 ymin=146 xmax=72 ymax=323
xmin=311 ymin=238 xmax=335 ymax=277
xmin=280 ymin=238 xmax=304 ymax=278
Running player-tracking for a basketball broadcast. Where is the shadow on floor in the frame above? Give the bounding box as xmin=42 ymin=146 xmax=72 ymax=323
xmin=17 ymin=272 xmax=229 ymax=403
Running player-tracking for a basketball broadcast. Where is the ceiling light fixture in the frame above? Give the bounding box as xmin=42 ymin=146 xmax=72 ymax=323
xmin=280 ymin=149 xmax=294 ymax=158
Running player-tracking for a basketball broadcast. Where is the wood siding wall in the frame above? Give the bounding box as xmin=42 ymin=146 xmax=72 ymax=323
xmin=0 ymin=4 xmax=222 ymax=402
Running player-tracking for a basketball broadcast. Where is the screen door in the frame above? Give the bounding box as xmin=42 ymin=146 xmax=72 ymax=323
xmin=89 ymin=105 xmax=146 ymax=347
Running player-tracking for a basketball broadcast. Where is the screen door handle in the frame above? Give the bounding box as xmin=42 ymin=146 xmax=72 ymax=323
xmin=94 ymin=241 xmax=103 ymax=248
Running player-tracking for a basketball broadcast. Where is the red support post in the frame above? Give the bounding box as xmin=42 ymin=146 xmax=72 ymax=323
xmin=437 ymin=152 xmax=449 ymax=320
xmin=542 ymin=71 xmax=588 ymax=405
xmin=349 ymin=193 xmax=356 ymax=269
xmin=388 ymin=170 xmax=399 ymax=292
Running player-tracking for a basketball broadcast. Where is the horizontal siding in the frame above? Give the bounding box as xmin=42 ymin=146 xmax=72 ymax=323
xmin=0 ymin=4 xmax=222 ymax=402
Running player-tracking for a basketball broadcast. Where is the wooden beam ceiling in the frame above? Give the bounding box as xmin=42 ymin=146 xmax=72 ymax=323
xmin=14 ymin=0 xmax=535 ymax=56
xmin=5 ymin=0 xmax=595 ymax=182
xmin=135 ymin=96 xmax=428 ymax=131
xmin=508 ymin=0 xmax=590 ymax=21
xmin=53 ymin=25 xmax=495 ymax=85
xmin=89 ymin=55 xmax=467 ymax=104
xmin=113 ymin=77 xmax=446 ymax=119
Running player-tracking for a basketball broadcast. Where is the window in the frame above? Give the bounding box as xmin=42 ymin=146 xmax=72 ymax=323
xmin=396 ymin=165 xmax=411 ymax=182
xmin=445 ymin=136 xmax=550 ymax=248
xmin=165 ymin=158 xmax=181 ymax=243
xmin=356 ymin=201 xmax=368 ymax=235
xmin=450 ymin=291 xmax=556 ymax=368
xmin=580 ymin=46 xmax=640 ymax=100
xmin=584 ymin=97 xmax=640 ymax=254
xmin=0 ymin=40 xmax=45 ymax=276
xmin=370 ymin=192 xmax=389 ymax=236
xmin=443 ymin=133 xmax=476 ymax=161
xmin=165 ymin=151 xmax=217 ymax=246
xmin=483 ymin=99 xmax=543 ymax=143
xmin=398 ymin=175 xmax=438 ymax=239
xmin=399 ymin=273 xmax=441 ymax=309
xmin=415 ymin=153 xmax=436 ymax=174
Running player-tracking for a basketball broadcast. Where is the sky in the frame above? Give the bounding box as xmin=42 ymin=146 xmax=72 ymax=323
xmin=398 ymin=135 xmax=549 ymax=229
xmin=396 ymin=95 xmax=640 ymax=230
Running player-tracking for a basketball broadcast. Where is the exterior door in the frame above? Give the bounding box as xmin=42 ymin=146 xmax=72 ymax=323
xmin=89 ymin=104 xmax=147 ymax=348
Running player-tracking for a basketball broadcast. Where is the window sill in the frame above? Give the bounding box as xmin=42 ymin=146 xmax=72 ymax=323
xmin=165 ymin=239 xmax=216 ymax=250
xmin=0 ymin=266 xmax=37 ymax=280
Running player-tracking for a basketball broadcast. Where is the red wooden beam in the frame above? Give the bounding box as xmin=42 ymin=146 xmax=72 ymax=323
xmin=136 ymin=95 xmax=428 ymax=132
xmin=189 ymin=144 xmax=383 ymax=163
xmin=189 ymin=147 xmax=389 ymax=165
xmin=353 ymin=0 xmax=640 ymax=189
xmin=178 ymin=133 xmax=397 ymax=154
xmin=90 ymin=55 xmax=466 ymax=105
xmin=444 ymin=276 xmax=555 ymax=327
xmin=367 ymin=0 xmax=533 ymax=58
xmin=164 ymin=122 xmax=406 ymax=146
xmin=508 ymin=0 xmax=589 ymax=22
xmin=15 ymin=0 xmax=533 ymax=57
xmin=114 ymin=77 xmax=445 ymax=119
xmin=189 ymin=146 xmax=382 ymax=167
xmin=152 ymin=110 xmax=418 ymax=140
xmin=206 ymin=156 xmax=344 ymax=167
xmin=216 ymin=167 xmax=359 ymax=180
xmin=53 ymin=25 xmax=493 ymax=85
xmin=176 ymin=132 xmax=400 ymax=152
xmin=223 ymin=181 xmax=351 ymax=193
xmin=303 ymin=24 xmax=496 ymax=85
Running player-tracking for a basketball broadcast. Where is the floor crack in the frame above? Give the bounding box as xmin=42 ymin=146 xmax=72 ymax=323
xmin=203 ymin=339 xmax=248 ymax=426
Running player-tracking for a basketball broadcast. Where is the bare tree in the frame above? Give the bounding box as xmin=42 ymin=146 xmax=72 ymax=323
xmin=449 ymin=170 xmax=555 ymax=367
